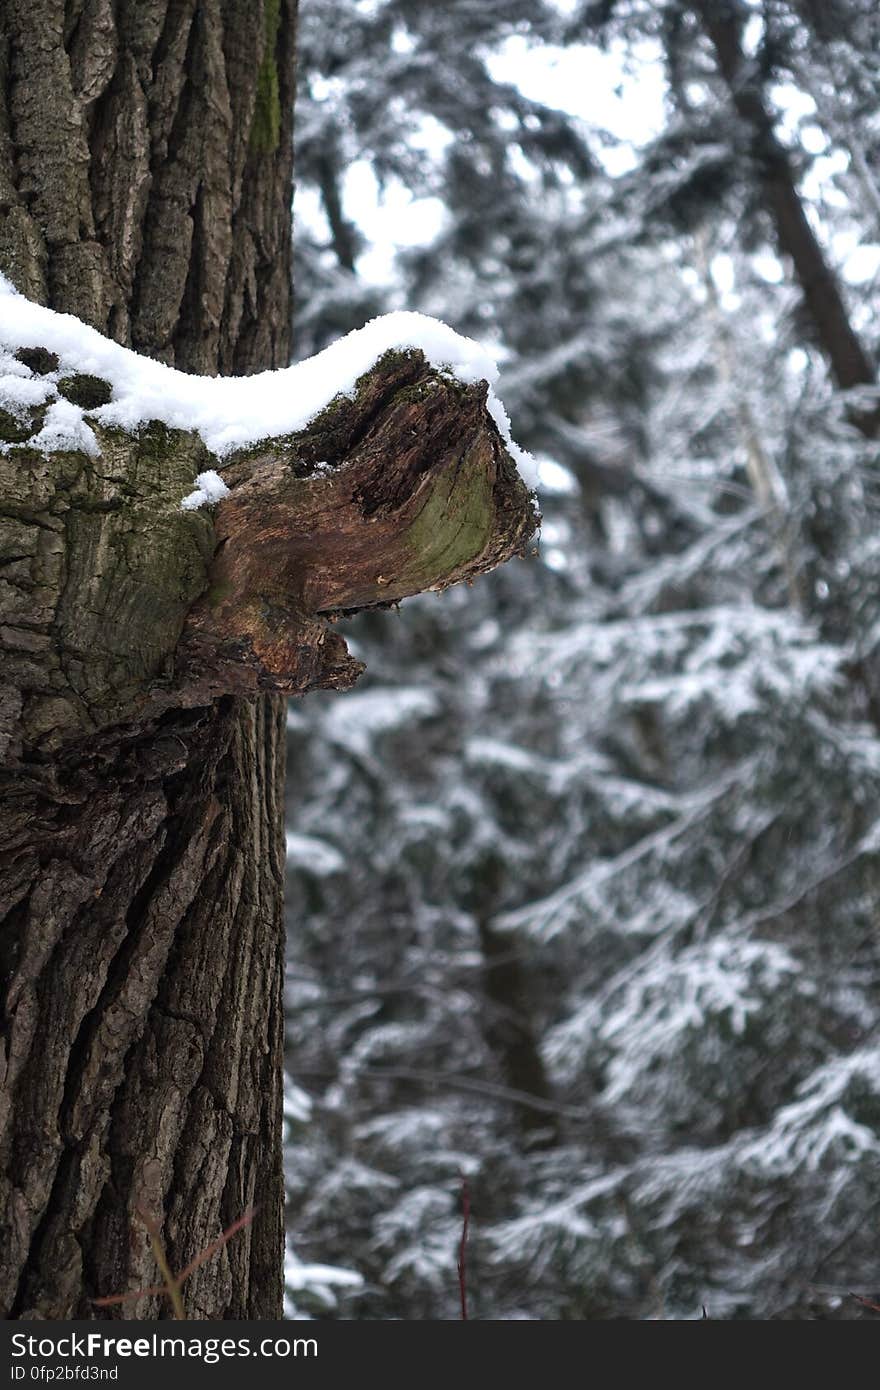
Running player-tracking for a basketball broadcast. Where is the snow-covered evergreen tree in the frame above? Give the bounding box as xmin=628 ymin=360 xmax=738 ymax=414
xmin=284 ymin=0 xmax=880 ymax=1319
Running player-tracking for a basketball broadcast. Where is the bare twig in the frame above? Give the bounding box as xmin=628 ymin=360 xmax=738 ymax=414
xmin=457 ymin=1176 xmax=470 ymax=1321
xmin=176 ymin=1207 xmax=258 ymax=1283
xmin=297 ymin=1064 xmax=594 ymax=1122
xmin=138 ymin=1207 xmax=186 ymax=1320
xmin=851 ymin=1292 xmax=880 ymax=1314
xmin=92 ymin=1206 xmax=256 ymax=1315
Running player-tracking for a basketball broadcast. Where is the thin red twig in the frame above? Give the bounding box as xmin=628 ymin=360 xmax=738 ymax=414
xmin=457 ymin=1176 xmax=470 ymax=1321
xmin=851 ymin=1292 xmax=880 ymax=1314
xmin=92 ymin=1205 xmax=257 ymax=1310
xmin=92 ymin=1283 xmax=167 ymax=1308
xmin=177 ymin=1206 xmax=257 ymax=1282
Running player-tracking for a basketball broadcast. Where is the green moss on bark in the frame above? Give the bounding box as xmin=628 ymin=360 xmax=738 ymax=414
xmin=404 ymin=440 xmax=494 ymax=581
xmin=15 ymin=347 xmax=59 ymax=375
xmin=285 ymin=349 xmax=427 ymax=465
xmin=250 ymin=0 xmax=282 ymax=154
xmin=0 ymin=407 xmax=35 ymax=443
xmin=56 ymin=373 xmax=113 ymax=409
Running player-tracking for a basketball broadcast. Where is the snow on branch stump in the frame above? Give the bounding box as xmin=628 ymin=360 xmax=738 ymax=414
xmin=0 ymin=281 xmax=538 ymax=762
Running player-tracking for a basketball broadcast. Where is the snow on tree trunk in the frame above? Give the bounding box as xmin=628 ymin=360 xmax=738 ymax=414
xmin=0 ymin=0 xmax=536 ymax=1319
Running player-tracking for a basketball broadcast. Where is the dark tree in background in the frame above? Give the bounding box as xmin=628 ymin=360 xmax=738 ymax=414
xmin=284 ymin=0 xmax=880 ymax=1319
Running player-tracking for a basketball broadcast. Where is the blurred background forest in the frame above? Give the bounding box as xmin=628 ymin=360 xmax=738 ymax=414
xmin=281 ymin=0 xmax=880 ymax=1319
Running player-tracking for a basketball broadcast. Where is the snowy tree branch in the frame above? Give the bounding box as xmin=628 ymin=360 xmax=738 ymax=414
xmin=0 ymin=284 xmax=538 ymax=760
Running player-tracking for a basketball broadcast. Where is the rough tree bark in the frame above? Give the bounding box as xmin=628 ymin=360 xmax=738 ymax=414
xmin=0 ymin=0 xmax=536 ymax=1320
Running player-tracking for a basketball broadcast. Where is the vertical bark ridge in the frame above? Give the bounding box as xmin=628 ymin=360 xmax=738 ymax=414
xmin=2 ymin=695 xmax=286 ymax=1317
xmin=1 ymin=0 xmax=295 ymax=374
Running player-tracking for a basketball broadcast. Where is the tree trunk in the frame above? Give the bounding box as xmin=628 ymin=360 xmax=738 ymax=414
xmin=694 ymin=0 xmax=878 ymax=433
xmin=0 ymin=0 xmax=298 ymax=1322
xmin=0 ymin=1 xmax=537 ymax=1319
xmin=469 ymin=855 xmax=559 ymax=1148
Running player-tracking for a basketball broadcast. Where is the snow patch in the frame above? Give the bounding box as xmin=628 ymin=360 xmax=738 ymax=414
xmin=0 ymin=371 xmax=54 ymax=411
xmin=0 ymin=273 xmax=536 ymax=496
xmin=285 ymin=832 xmax=346 ymax=876
xmin=284 ymin=1240 xmax=363 ymax=1316
xmin=321 ymin=686 xmax=439 ymax=757
xmin=180 ymin=469 xmax=231 ymax=511
xmin=284 ymin=1258 xmax=363 ymax=1293
xmin=31 ymin=399 xmax=99 ymax=458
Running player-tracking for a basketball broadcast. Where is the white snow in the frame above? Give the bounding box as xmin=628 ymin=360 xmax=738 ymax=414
xmin=180 ymin=469 xmax=231 ymax=511
xmin=0 ymin=272 xmax=538 ymax=492
xmin=284 ymin=1258 xmax=363 ymax=1293
xmin=283 ymin=1082 xmax=313 ymax=1124
xmin=28 ymin=398 xmax=100 ymax=458
xmin=284 ymin=1241 xmax=363 ymax=1316
xmin=0 ymin=368 xmax=54 ymax=409
xmin=285 ymin=832 xmax=346 ymax=876
xmin=742 ymin=1048 xmax=880 ymax=1175
xmin=321 ymin=686 xmax=439 ymax=757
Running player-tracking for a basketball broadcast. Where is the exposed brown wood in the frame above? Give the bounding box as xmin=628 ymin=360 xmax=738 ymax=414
xmin=0 ymin=347 xmax=536 ymax=763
